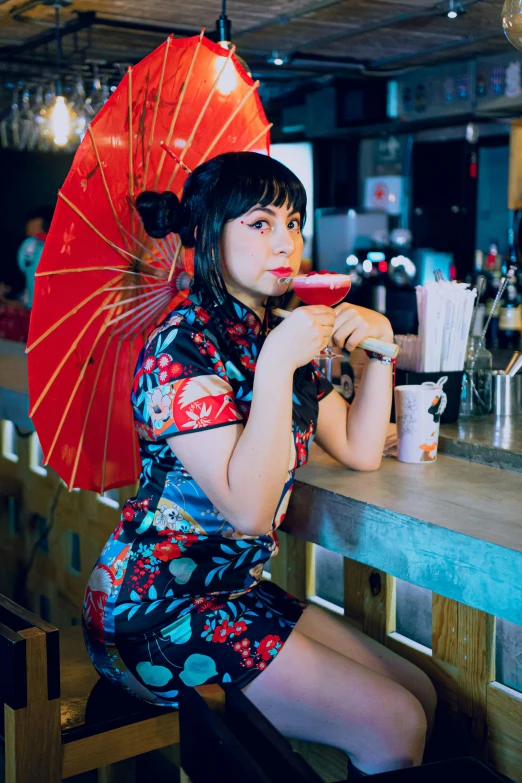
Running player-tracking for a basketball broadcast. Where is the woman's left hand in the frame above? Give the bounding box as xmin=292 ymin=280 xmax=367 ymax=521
xmin=331 ymin=303 xmax=394 ymax=352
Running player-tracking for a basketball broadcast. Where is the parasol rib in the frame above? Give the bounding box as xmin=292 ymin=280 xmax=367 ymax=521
xmin=198 ymin=81 xmax=261 ymax=166
xmin=115 ymin=291 xmax=172 ymax=340
xmin=101 ymin=337 xmax=123 ymax=494
xmin=120 ymin=223 xmax=171 ymax=270
xmin=26 ymin=273 xmax=122 ymax=353
xmin=144 ymin=36 xmax=172 ymax=191
xmin=167 ymin=242 xmax=183 ymax=283
xmin=128 ymin=66 xmax=135 ymax=236
xmin=68 ymin=332 xmax=115 ymax=490
xmin=88 ymin=126 xmax=131 ymax=253
xmin=104 ymin=281 xmax=166 ymax=292
xmin=244 ymin=123 xmax=273 ymax=152
xmin=160 ymin=141 xmax=192 ymax=175
xmin=109 ymin=288 xmax=171 ymax=332
xmin=44 ymin=291 xmax=119 ymax=468
xmin=31 ymin=287 xmax=118 ymax=418
xmin=153 ymin=30 xmax=204 ymax=191
xmin=103 ymin=288 xmax=168 ymax=313
xmin=58 ymin=192 xmax=158 ymax=268
xmin=35 ymin=265 xmax=166 ymax=282
xmin=165 ymin=46 xmax=235 ymax=191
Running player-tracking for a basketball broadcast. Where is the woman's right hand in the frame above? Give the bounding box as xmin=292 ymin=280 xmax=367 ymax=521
xmin=263 ymin=306 xmax=335 ymax=371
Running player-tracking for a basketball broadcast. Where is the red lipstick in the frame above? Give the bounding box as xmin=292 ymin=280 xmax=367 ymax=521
xmin=270 ymin=267 xmax=293 ymax=278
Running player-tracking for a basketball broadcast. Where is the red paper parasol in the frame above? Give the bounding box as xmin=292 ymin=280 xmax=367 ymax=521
xmin=27 ymin=32 xmax=271 ymax=492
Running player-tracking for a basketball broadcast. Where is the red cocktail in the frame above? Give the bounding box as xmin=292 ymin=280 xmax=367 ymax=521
xmin=292 ymin=272 xmax=352 ymax=307
xmin=292 ymin=271 xmax=352 ymax=366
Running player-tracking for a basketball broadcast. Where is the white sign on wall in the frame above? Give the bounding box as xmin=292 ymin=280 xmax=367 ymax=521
xmin=364 ymin=175 xmax=403 ymax=215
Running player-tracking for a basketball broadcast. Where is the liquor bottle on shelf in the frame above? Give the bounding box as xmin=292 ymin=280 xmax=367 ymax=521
xmin=498 ymin=281 xmax=521 ymax=350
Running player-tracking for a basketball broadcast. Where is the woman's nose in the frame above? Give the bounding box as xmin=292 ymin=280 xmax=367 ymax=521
xmin=272 ymin=225 xmax=294 ymax=255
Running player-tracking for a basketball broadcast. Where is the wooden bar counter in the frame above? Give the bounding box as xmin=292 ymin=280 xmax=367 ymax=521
xmin=284 ymin=445 xmax=522 ymax=625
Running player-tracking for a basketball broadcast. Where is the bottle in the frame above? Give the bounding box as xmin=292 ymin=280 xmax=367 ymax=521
xmin=485 ymin=270 xmax=502 ymax=350
xmin=498 ymin=282 xmax=521 ymax=350
xmin=460 ymin=337 xmax=493 ymax=417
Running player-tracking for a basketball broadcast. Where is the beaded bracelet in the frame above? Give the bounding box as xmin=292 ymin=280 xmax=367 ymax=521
xmin=364 ymin=350 xmax=397 ymax=386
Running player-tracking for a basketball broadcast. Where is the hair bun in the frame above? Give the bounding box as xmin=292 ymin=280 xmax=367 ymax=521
xmin=136 ymin=191 xmax=181 ymax=239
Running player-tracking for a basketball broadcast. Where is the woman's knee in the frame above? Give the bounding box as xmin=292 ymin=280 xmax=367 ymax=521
xmin=370 ymin=685 xmax=427 ymax=762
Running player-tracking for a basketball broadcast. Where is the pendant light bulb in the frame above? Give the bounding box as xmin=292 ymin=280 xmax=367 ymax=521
xmin=51 ymin=94 xmax=71 ymax=147
xmin=214 ymin=0 xmax=251 ymax=94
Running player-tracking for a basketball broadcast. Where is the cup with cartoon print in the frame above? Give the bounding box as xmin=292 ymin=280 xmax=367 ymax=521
xmin=394 ymin=383 xmax=446 ymax=463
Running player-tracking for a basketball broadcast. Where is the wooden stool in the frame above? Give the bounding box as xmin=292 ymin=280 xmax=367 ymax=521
xmin=0 ymin=593 xmax=183 ymax=782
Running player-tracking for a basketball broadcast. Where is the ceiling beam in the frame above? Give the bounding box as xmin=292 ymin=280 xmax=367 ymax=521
xmin=0 ymin=11 xmax=95 ymax=59
xmin=286 ymin=0 xmax=484 ymax=53
xmin=369 ymin=29 xmax=502 ymax=69
xmin=233 ymin=0 xmax=349 ymax=38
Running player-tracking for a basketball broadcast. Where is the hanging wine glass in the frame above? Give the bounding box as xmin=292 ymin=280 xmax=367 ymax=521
xmin=18 ymin=84 xmax=35 ymax=151
xmin=37 ymin=80 xmax=57 ymax=151
xmin=29 ymin=81 xmax=45 ymax=150
xmin=503 ymin=0 xmax=522 ymax=49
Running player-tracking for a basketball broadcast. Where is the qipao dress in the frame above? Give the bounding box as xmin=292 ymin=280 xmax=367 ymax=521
xmin=82 ymin=295 xmax=333 ymax=707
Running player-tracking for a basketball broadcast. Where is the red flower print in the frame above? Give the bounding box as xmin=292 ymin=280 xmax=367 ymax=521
xmin=212 ymin=620 xmax=234 ymax=643
xmin=241 ymin=649 xmax=251 ymax=658
xmin=257 ymin=634 xmax=282 ymax=661
xmin=241 ymin=638 xmax=250 ymax=648
xmin=258 ymin=661 xmax=267 ymax=670
xmin=143 ymin=356 xmax=156 ymax=374
xmin=122 ymin=507 xmax=134 ymax=521
xmin=233 ymin=641 xmax=242 ymax=652
xmin=192 ymin=333 xmax=204 ymax=345
xmin=240 ymin=355 xmax=256 ymax=371
xmin=194 ymin=306 xmax=210 ymax=325
xmin=232 ymin=621 xmax=247 ymax=636
xmin=153 ymin=540 xmax=181 ymax=562
xmin=233 ymin=323 xmax=247 ymax=336
xmin=244 ymin=658 xmax=254 ymax=668
xmin=158 ymin=353 xmax=172 ymax=370
xmin=170 ymin=362 xmax=183 ymax=379
xmin=159 ymin=369 xmax=170 ymax=384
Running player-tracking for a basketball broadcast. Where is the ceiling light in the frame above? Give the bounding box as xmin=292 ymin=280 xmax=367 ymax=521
xmin=215 ymin=0 xmax=251 ymax=86
xmin=446 ymin=0 xmax=464 ymax=18
xmin=268 ymin=51 xmax=290 ymax=66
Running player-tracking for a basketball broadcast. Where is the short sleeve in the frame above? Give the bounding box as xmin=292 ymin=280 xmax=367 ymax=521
xmin=132 ymin=320 xmax=243 ymax=441
xmin=311 ymin=360 xmax=334 ymax=402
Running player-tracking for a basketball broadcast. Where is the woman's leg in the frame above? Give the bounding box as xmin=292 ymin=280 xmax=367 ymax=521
xmin=295 ymin=604 xmax=437 ymax=737
xmin=243 ymin=628 xmax=427 ymax=775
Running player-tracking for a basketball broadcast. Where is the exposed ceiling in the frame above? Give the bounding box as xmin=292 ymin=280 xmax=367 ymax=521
xmin=0 ymin=0 xmax=512 ymax=101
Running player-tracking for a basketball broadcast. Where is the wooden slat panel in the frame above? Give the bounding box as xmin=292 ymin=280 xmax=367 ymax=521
xmin=269 ymin=530 xmax=307 ymax=601
xmin=343 ymin=558 xmax=395 ymax=644
xmin=457 ymin=606 xmax=495 ymax=746
xmin=61 ymin=713 xmax=180 ymax=778
xmin=488 ymin=682 xmax=522 ymax=783
xmin=432 ymin=594 xmax=458 ymax=668
xmin=387 ymin=632 xmax=458 ymax=710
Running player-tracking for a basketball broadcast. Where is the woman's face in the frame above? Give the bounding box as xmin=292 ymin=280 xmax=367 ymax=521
xmin=219 ymin=201 xmax=304 ymax=307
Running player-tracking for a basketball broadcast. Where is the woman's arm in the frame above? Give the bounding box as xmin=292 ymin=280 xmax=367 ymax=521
xmin=314 ymin=303 xmax=394 ymax=471
xmin=167 ymin=306 xmax=334 ymax=537
xmin=314 ymin=358 xmax=392 ymax=470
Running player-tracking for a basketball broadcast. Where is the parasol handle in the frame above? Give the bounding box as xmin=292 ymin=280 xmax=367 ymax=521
xmin=272 ymin=308 xmax=399 ymax=359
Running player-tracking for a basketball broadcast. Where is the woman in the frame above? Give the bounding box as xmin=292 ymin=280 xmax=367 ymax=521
xmin=82 ymin=152 xmax=436 ymax=777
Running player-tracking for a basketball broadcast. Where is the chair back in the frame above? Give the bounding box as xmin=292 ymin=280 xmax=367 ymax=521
xmin=180 ymin=685 xmax=273 ymax=783
xmin=0 ymin=593 xmax=59 ymax=712
xmin=223 ymin=683 xmax=323 ymax=783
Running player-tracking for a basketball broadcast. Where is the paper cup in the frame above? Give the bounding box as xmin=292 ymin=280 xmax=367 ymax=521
xmin=394 ymin=384 xmax=444 ymax=464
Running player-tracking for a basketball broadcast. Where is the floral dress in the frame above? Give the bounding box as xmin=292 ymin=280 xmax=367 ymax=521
xmin=82 ymin=295 xmax=333 ymax=707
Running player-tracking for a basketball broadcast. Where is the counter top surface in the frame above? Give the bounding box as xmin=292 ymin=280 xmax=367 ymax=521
xmin=438 ymin=417 xmax=522 ymax=473
xmin=295 ymin=444 xmax=522 ymax=553
xmin=287 ymin=446 xmax=522 ymax=623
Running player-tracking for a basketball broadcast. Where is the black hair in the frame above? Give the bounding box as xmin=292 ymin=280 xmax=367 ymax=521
xmin=25 ymin=205 xmax=55 ymax=233
xmin=136 ymin=151 xmax=307 ymax=378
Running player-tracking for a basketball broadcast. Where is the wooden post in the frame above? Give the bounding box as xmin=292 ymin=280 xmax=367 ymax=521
xmin=270 ymin=531 xmax=308 ymax=602
xmin=4 ymin=627 xmax=61 ymax=783
xmin=508 ymin=119 xmax=522 ymax=210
